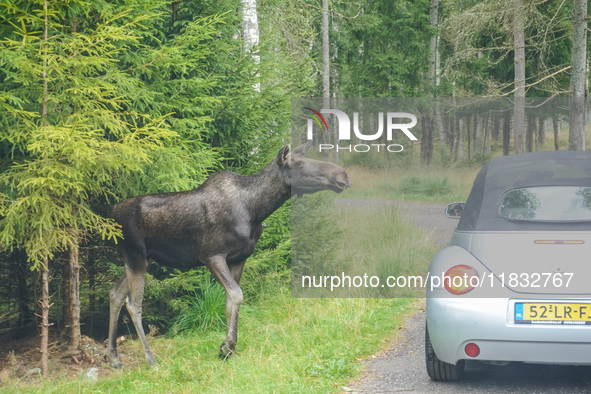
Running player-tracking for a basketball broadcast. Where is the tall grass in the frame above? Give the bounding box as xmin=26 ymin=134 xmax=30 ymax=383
xmin=169 ymin=279 xmax=226 ymax=335
xmin=334 ymin=204 xmax=437 ymax=298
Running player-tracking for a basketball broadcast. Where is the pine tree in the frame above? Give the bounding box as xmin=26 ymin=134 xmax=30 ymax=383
xmin=0 ymin=0 xmax=221 ymax=373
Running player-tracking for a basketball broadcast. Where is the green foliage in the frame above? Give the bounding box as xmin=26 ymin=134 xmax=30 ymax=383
xmin=332 ymin=0 xmax=432 ymax=97
xmin=291 ymin=192 xmax=343 ymax=281
xmin=0 ymin=0 xmax=185 ymax=266
xmin=472 ymin=151 xmax=494 ymax=166
xmin=241 ymin=202 xmax=291 ymax=299
xmin=440 ymin=0 xmax=573 ymax=96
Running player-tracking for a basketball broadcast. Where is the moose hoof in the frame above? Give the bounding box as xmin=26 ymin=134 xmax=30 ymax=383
xmin=146 ymin=352 xmax=158 ymax=367
xmin=146 ymin=358 xmax=158 ymax=367
xmin=109 ymin=358 xmax=123 ymax=369
xmin=219 ymin=343 xmax=236 ymax=360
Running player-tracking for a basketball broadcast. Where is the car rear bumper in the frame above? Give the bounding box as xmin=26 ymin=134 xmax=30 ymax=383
xmin=426 ymin=297 xmax=591 ymax=366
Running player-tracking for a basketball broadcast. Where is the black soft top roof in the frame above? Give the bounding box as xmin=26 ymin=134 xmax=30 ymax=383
xmin=457 ymin=150 xmax=591 ymax=231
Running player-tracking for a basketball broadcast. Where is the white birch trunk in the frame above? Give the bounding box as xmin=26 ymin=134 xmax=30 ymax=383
xmin=513 ymin=0 xmax=526 ymax=154
xmin=569 ymin=0 xmax=587 ymax=150
xmin=241 ymin=0 xmax=260 ymax=91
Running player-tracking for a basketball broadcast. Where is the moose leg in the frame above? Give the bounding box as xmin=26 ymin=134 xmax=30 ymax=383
xmin=107 ymin=272 xmax=129 ymax=368
xmin=205 ymin=256 xmax=243 ymax=358
xmin=224 ymin=261 xmax=245 ymax=355
xmin=124 ymin=262 xmax=158 ymax=366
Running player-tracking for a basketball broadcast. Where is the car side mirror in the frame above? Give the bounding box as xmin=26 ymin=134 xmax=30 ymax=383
xmin=445 ymin=202 xmax=465 ymax=219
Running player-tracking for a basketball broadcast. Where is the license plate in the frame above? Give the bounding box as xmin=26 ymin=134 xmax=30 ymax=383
xmin=515 ymin=302 xmax=591 ymax=325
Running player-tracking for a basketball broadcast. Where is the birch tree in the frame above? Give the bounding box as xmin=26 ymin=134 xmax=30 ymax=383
xmin=569 ymin=0 xmax=587 ymax=151
xmin=513 ymin=0 xmax=526 ymax=154
xmin=429 ymin=0 xmax=446 ymax=148
xmin=241 ymin=0 xmax=261 ymax=91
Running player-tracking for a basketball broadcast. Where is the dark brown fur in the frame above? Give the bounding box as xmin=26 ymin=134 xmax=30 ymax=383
xmin=106 ymin=142 xmax=350 ymax=367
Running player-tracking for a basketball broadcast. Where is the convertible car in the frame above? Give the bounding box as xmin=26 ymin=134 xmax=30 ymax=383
xmin=426 ymin=151 xmax=591 ymax=381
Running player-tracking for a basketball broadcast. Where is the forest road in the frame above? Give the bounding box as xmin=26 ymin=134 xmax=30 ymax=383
xmin=335 ymin=199 xmax=591 ymax=394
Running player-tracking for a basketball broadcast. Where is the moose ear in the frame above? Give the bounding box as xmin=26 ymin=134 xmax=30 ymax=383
xmin=277 ymin=144 xmax=291 ymax=167
xmin=291 ymin=141 xmax=312 ymax=156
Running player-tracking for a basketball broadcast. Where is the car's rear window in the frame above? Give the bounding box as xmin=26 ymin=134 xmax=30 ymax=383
xmin=499 ymin=186 xmax=591 ymax=221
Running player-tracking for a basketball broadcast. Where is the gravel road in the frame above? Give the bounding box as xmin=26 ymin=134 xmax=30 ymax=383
xmin=336 ymin=199 xmax=591 ymax=394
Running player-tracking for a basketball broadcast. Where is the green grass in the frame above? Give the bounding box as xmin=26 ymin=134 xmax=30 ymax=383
xmin=169 ymin=279 xmax=227 ymax=335
xmin=294 ymin=203 xmax=437 ymax=298
xmin=2 ymin=199 xmax=438 ymax=393
xmin=398 ymin=176 xmax=455 ymax=198
xmin=4 ymin=292 xmax=416 ymax=393
xmin=338 ymin=165 xmax=478 ymax=203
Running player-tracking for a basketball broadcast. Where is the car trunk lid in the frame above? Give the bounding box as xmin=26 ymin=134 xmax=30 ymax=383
xmin=468 ymin=232 xmax=591 ymax=296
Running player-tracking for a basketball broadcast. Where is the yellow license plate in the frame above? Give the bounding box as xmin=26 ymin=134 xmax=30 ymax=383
xmin=515 ymin=302 xmax=591 ymax=325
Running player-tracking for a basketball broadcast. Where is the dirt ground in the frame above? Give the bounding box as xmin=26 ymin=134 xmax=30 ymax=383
xmin=0 ymin=333 xmax=113 ymax=385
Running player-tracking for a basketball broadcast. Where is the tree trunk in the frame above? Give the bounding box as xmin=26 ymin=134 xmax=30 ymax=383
xmin=420 ymin=115 xmax=434 ymax=165
xmin=241 ymin=0 xmax=260 ymax=91
xmin=458 ymin=117 xmax=464 ymax=160
xmin=474 ymin=114 xmax=483 ymax=153
xmin=466 ymin=116 xmax=471 ymax=161
xmin=526 ymin=116 xmax=534 ymax=152
xmin=40 ymin=256 xmax=50 ymax=378
xmin=453 ymin=116 xmax=460 ymax=161
xmin=553 ymin=115 xmax=560 ymax=150
xmin=68 ymin=240 xmax=80 ymax=352
xmin=503 ymin=110 xmax=511 ymax=155
xmin=492 ymin=115 xmax=501 ymax=141
xmin=537 ymin=116 xmax=545 ymax=147
xmin=171 ymin=1 xmax=182 ymax=24
xmin=485 ymin=112 xmax=492 ymax=153
xmin=513 ymin=0 xmax=526 ymax=154
xmin=322 ymin=0 xmax=329 ymax=99
xmin=62 ymin=258 xmax=70 ymax=333
xmin=569 ymin=0 xmax=587 ymax=151
xmin=88 ymin=248 xmax=96 ymax=337
xmin=40 ymin=1 xmax=50 ymax=378
xmin=428 ymin=0 xmax=439 ymax=87
xmin=15 ymin=249 xmax=31 ymax=338
xmin=321 ymin=0 xmax=331 ymax=160
xmin=429 ymin=0 xmax=445 ymax=149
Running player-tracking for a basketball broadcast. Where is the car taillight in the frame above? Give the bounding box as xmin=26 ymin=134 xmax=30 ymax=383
xmin=444 ymin=265 xmax=479 ymax=295
xmin=465 ymin=343 xmax=480 ymax=357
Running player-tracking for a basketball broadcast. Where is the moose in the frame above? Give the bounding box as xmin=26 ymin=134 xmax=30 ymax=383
xmin=106 ymin=142 xmax=350 ymax=367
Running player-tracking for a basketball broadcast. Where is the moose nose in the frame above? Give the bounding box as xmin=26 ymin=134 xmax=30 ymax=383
xmin=335 ymin=173 xmax=351 ymax=191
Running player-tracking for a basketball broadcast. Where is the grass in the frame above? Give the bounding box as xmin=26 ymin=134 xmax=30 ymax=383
xmin=2 ymin=197 xmax=438 ymax=393
xmin=170 ymin=279 xmax=227 ymax=335
xmin=338 ymin=165 xmax=478 ymax=203
xmin=339 ymin=205 xmax=438 ymax=294
xmin=293 ymin=203 xmax=438 ymax=298
xmin=3 ymin=292 xmax=416 ymax=393
xmin=398 ymin=176 xmax=455 ymax=198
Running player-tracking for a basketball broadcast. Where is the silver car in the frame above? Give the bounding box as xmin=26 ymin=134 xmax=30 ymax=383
xmin=426 ymin=151 xmax=591 ymax=381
